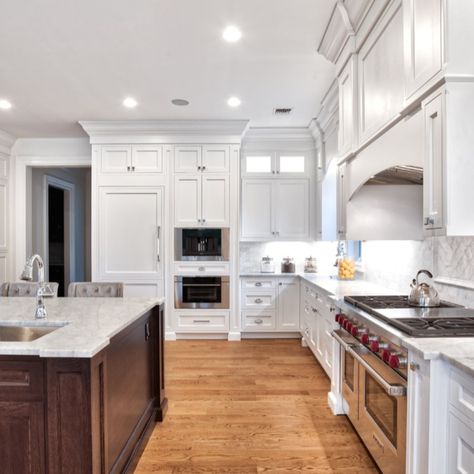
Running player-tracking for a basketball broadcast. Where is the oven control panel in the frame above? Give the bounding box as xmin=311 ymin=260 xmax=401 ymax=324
xmin=335 ymin=312 xmax=408 ymax=378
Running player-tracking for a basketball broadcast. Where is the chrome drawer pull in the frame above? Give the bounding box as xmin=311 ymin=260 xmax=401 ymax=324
xmin=255 ymin=282 xmax=262 ymax=287
xmin=198 ymin=266 xmax=205 ymax=271
xmin=254 ymin=298 xmax=263 ymax=304
xmin=193 ymin=319 xmax=211 ymax=323
xmin=255 ymin=319 xmax=263 ymax=324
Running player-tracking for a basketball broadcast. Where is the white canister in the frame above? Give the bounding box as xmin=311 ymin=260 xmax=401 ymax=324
xmin=260 ymin=256 xmax=275 ymax=273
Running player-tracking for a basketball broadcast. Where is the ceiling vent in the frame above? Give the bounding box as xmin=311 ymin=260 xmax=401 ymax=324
xmin=273 ymin=107 xmax=293 ymax=115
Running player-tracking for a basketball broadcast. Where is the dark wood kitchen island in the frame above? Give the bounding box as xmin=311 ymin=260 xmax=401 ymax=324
xmin=0 ymin=297 xmax=166 ymax=474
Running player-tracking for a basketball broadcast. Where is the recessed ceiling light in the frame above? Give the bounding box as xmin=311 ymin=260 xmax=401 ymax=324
xmin=171 ymin=98 xmax=190 ymax=106
xmin=123 ymin=97 xmax=138 ymax=108
xmin=227 ymin=96 xmax=241 ymax=108
xmin=0 ymin=99 xmax=12 ymax=110
xmin=223 ymin=26 xmax=242 ymax=43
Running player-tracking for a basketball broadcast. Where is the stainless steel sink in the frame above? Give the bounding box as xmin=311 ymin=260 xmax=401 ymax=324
xmin=0 ymin=325 xmax=60 ymax=342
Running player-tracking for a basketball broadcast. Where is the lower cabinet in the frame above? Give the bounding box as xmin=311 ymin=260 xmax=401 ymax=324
xmin=241 ymin=277 xmax=300 ymax=332
xmin=300 ymin=282 xmax=336 ymax=378
xmin=175 ymin=311 xmax=230 ymax=333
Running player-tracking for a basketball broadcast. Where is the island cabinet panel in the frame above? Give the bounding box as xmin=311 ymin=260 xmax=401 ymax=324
xmin=0 ymin=304 xmax=166 ymax=474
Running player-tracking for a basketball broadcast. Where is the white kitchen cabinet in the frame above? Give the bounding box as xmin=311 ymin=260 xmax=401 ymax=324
xmin=358 ymin=0 xmax=404 ymax=143
xmin=202 ymin=145 xmax=230 ymax=173
xmin=241 ymin=180 xmax=274 ymax=240
xmin=201 ymin=175 xmax=230 ymax=226
xmin=447 ymin=413 xmax=474 ymax=474
xmin=175 ymin=145 xmax=230 ymax=173
xmin=336 ymin=163 xmax=347 ymax=240
xmin=274 ymin=180 xmax=309 ymax=240
xmin=242 ymin=152 xmax=309 ymax=176
xmin=240 ymin=277 xmax=300 ymax=332
xmin=98 ymin=187 xmax=163 ymax=281
xmin=241 ymin=153 xmax=275 ymax=175
xmin=422 ymin=90 xmax=444 ymax=232
xmin=174 ymin=174 xmax=229 ymax=227
xmin=277 ymin=278 xmax=300 ymax=330
xmin=99 ymin=145 xmax=163 ymax=175
xmin=241 ymin=179 xmax=310 ymax=241
xmin=174 ymin=146 xmax=202 ymax=173
xmin=338 ymin=56 xmax=358 ymax=155
xmin=403 ymin=0 xmax=443 ymax=101
xmin=175 ymin=311 xmax=230 ymax=333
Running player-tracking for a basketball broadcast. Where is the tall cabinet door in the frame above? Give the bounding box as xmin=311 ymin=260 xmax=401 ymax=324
xmin=98 ymin=187 xmax=163 ymax=280
xmin=174 ymin=175 xmax=201 ymax=227
xmin=241 ymin=180 xmax=274 ymax=240
xmin=277 ymin=279 xmax=300 ymax=330
xmin=423 ymin=92 xmax=444 ymax=230
xmin=274 ymin=180 xmax=309 ymax=240
xmin=201 ymin=175 xmax=229 ymax=227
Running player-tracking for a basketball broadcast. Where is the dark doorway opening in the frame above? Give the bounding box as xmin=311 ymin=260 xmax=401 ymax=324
xmin=48 ymin=186 xmax=65 ymax=296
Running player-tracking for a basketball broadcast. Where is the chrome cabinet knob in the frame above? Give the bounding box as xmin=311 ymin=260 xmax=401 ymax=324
xmin=255 ymin=282 xmax=262 ymax=287
xmin=255 ymin=298 xmax=263 ymax=304
xmin=255 ymin=319 xmax=263 ymax=325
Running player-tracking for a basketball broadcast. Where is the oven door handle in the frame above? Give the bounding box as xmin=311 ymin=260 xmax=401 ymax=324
xmin=331 ymin=330 xmax=407 ymax=397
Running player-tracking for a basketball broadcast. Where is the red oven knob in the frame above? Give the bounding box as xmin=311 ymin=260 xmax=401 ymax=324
xmin=389 ymin=354 xmax=408 ymax=370
xmin=335 ymin=313 xmax=343 ymax=323
xmin=382 ymin=349 xmax=392 ymax=363
xmin=342 ymin=319 xmax=349 ymax=330
xmin=345 ymin=321 xmax=353 ymax=332
xmin=350 ymin=325 xmax=359 ymax=337
xmin=370 ymin=340 xmax=380 ymax=352
xmin=361 ymin=333 xmax=370 ymax=345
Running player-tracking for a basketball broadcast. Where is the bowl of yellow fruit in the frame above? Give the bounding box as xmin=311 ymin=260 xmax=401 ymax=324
xmin=338 ymin=258 xmax=356 ymax=280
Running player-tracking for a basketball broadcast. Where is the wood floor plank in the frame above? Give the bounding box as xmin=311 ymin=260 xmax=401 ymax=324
xmin=135 ymin=339 xmax=379 ymax=473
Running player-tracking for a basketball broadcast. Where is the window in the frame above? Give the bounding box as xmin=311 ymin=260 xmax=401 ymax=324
xmin=279 ymin=155 xmax=305 ymax=173
xmin=245 ymin=155 xmax=272 ymax=173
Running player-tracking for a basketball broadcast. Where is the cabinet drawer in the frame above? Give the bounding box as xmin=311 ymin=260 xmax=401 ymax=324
xmin=450 ymin=369 xmax=474 ymax=423
xmin=174 ymin=262 xmax=230 ymax=275
xmin=241 ymin=278 xmax=276 ymax=289
xmin=176 ymin=313 xmax=229 ymax=332
xmin=0 ymin=361 xmax=43 ymax=400
xmin=242 ymin=291 xmax=276 ymax=309
xmin=242 ymin=312 xmax=276 ymax=331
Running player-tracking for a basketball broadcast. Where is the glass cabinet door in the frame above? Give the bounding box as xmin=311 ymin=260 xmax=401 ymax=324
xmin=278 ymin=155 xmax=306 ymax=174
xmin=243 ymin=155 xmax=274 ymax=174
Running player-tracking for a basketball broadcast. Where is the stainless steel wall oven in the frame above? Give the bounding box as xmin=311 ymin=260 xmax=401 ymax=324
xmin=174 ymin=276 xmax=230 ymax=309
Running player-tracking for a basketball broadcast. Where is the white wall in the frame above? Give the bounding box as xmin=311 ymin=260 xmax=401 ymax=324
xmin=29 ymin=167 xmax=91 ymax=283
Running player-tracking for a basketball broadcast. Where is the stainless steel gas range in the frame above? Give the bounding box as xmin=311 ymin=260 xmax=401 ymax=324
xmin=332 ymin=294 xmax=474 ymax=474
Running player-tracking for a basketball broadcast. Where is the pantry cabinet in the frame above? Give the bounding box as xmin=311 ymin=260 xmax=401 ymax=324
xmin=174 ymin=174 xmax=229 ymax=227
xmin=241 ymin=179 xmax=309 ymax=241
xmin=174 ymin=145 xmax=230 ymax=173
xmin=240 ymin=277 xmax=300 ymax=332
xmin=403 ymin=0 xmax=443 ymax=101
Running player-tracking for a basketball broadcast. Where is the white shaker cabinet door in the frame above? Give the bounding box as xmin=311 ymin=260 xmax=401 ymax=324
xmin=98 ymin=187 xmax=163 ymax=280
xmin=403 ymin=0 xmax=442 ymax=100
xmin=274 ymin=180 xmax=309 ymax=240
xmin=277 ymin=279 xmax=300 ymax=330
xmin=241 ymin=179 xmax=274 ymax=241
xmin=202 ymin=145 xmax=230 ymax=173
xmin=174 ymin=175 xmax=201 ymax=227
xmin=131 ymin=145 xmax=163 ymax=174
xmin=100 ymin=145 xmax=132 ymax=174
xmin=201 ymin=175 xmax=230 ymax=227
xmin=174 ymin=146 xmax=202 ymax=173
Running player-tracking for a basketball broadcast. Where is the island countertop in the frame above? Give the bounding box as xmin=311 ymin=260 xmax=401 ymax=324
xmin=0 ymin=296 xmax=165 ymax=358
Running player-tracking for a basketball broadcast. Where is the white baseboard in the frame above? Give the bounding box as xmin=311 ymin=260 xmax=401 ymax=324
xmin=241 ymin=332 xmax=301 ymax=339
xmin=175 ymin=333 xmax=228 ymax=340
xmin=328 ymin=391 xmax=345 ymax=415
xmin=227 ymin=331 xmax=241 ymax=341
xmin=165 ymin=331 xmax=177 ymax=341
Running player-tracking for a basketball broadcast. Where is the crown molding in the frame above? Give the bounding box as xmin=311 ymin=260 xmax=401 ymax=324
xmin=0 ymin=129 xmax=16 ymax=155
xmin=79 ymin=119 xmax=250 ymax=144
xmin=242 ymin=127 xmax=315 ymax=149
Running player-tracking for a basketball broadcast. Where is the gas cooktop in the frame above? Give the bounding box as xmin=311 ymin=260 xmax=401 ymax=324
xmin=344 ymin=295 xmax=474 ymax=337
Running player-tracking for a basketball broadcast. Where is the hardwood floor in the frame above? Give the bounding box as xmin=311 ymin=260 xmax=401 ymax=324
xmin=135 ymin=339 xmax=379 ymax=473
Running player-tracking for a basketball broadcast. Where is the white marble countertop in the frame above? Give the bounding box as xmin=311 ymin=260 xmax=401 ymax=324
xmin=0 ymin=297 xmax=164 ymax=358
xmin=241 ymin=271 xmax=474 ymax=378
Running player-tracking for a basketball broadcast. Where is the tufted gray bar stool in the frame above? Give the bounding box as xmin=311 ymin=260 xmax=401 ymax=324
xmin=67 ymin=282 xmax=124 ymax=298
xmin=0 ymin=282 xmax=59 ymax=297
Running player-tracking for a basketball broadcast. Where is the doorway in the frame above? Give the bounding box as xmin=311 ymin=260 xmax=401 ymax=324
xmin=28 ymin=167 xmax=91 ymax=296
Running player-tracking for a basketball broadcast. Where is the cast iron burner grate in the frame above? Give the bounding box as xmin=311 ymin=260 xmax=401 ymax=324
xmin=344 ymin=295 xmax=458 ymax=310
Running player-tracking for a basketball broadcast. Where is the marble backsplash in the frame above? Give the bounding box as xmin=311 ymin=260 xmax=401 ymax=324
xmin=240 ymin=237 xmax=474 ymax=307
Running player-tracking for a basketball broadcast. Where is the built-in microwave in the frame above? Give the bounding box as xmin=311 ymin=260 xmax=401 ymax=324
xmin=174 ymin=276 xmax=230 ymax=309
xmin=175 ymin=228 xmax=229 ymax=261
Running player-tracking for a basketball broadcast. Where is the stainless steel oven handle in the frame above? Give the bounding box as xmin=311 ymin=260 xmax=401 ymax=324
xmin=331 ymin=331 xmax=407 ymax=397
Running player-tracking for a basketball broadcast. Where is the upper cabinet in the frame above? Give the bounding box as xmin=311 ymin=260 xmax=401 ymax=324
xmin=358 ymin=1 xmax=405 ymax=143
xmin=338 ymin=57 xmax=358 ymax=156
xmin=241 ymin=178 xmax=310 ymax=241
xmin=99 ymin=145 xmax=163 ymax=175
xmin=175 ymin=145 xmax=230 ymax=173
xmin=403 ymin=0 xmax=443 ymax=101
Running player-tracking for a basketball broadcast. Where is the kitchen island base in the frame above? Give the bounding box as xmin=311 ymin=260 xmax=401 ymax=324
xmin=0 ymin=304 xmax=166 ymax=474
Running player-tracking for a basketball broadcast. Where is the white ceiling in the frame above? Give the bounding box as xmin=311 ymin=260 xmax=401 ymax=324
xmin=0 ymin=0 xmax=336 ymax=138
